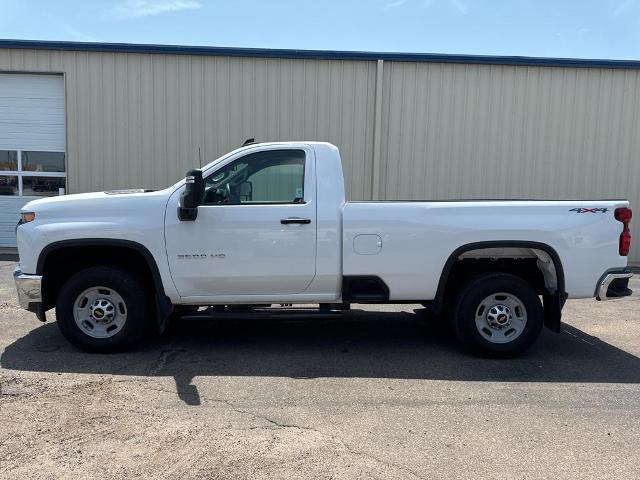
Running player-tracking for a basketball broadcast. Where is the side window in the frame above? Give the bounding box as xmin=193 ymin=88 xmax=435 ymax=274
xmin=203 ymin=149 xmax=305 ymax=205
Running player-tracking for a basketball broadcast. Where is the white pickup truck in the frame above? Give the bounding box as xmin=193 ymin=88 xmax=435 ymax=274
xmin=14 ymin=142 xmax=633 ymax=357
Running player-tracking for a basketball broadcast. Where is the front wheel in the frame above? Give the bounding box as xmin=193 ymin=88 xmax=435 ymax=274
xmin=56 ymin=266 xmax=152 ymax=352
xmin=452 ymin=272 xmax=543 ymax=358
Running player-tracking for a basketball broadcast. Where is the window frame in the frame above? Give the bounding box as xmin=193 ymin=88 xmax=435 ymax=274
xmin=201 ymin=148 xmax=309 ymax=206
xmin=0 ymin=149 xmax=66 ymax=197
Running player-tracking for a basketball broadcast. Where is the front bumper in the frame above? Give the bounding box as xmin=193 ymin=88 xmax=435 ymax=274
xmin=596 ymin=270 xmax=633 ymax=301
xmin=13 ymin=266 xmax=45 ymax=320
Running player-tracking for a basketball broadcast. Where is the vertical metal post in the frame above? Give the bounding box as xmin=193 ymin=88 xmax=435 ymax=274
xmin=371 ymin=59 xmax=384 ymax=200
xmin=17 ymin=150 xmax=23 ymax=196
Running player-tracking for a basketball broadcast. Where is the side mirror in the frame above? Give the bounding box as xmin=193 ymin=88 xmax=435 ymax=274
xmin=178 ymin=169 xmax=203 ymax=221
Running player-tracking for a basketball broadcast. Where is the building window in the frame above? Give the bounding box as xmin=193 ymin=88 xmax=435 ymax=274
xmin=22 ymin=151 xmax=66 ymax=173
xmin=0 ymin=175 xmax=18 ymax=196
xmin=0 ymin=150 xmax=18 ymax=171
xmin=0 ymin=150 xmax=66 ymax=197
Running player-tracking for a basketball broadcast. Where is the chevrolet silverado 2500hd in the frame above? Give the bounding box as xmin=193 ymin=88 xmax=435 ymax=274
xmin=14 ymin=142 xmax=633 ymax=357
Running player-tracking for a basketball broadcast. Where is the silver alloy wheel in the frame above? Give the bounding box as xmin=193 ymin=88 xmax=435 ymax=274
xmin=474 ymin=292 xmax=527 ymax=344
xmin=72 ymin=286 xmax=127 ymax=339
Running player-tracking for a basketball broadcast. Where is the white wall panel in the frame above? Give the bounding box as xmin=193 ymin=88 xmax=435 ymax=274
xmin=0 ymin=73 xmax=65 ymax=246
xmin=0 ymin=73 xmax=64 ymax=151
xmin=0 ymin=197 xmax=28 ymax=247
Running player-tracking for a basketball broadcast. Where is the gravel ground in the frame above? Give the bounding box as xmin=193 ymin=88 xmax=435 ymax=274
xmin=1 ymin=259 xmax=639 ymax=479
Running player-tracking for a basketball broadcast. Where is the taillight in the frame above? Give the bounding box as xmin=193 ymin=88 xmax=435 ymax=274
xmin=615 ymin=207 xmax=632 ymax=256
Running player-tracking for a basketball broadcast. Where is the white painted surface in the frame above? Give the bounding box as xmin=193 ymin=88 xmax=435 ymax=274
xmin=0 ymin=74 xmax=65 ymax=151
xmin=0 ymin=197 xmax=28 ymax=247
xmin=16 ymin=143 xmax=630 ymax=305
xmin=342 ymin=199 xmax=628 ymax=300
xmin=164 ymin=145 xmax=318 ymax=297
xmin=0 ymin=73 xmax=65 ymax=246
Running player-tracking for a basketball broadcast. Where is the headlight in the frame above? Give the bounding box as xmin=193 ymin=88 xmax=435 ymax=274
xmin=20 ymin=212 xmax=36 ymax=224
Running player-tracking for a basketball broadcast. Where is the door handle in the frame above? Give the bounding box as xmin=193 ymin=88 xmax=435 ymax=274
xmin=281 ymin=217 xmax=311 ymax=225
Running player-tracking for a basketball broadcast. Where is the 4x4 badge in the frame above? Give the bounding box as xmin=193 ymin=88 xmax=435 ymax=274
xmin=569 ymin=208 xmax=608 ymax=214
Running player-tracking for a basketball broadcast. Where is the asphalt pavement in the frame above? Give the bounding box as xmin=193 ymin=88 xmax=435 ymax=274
xmin=1 ymin=259 xmax=639 ymax=479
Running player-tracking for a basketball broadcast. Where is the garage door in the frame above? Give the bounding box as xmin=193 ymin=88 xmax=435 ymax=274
xmin=0 ymin=74 xmax=65 ymax=247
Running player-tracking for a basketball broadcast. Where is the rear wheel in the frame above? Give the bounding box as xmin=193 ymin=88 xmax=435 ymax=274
xmin=56 ymin=266 xmax=151 ymax=352
xmin=452 ymin=272 xmax=543 ymax=358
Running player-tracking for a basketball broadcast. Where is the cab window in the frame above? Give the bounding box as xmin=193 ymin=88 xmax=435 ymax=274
xmin=203 ymin=149 xmax=305 ymax=205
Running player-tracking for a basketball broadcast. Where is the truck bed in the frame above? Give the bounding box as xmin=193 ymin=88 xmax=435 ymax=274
xmin=342 ymin=199 xmax=629 ymax=300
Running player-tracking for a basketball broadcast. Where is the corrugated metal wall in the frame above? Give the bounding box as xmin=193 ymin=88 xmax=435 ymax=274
xmin=0 ymin=49 xmax=377 ymax=199
xmin=1 ymin=48 xmax=639 ymax=261
xmin=378 ymin=61 xmax=640 ymax=262
xmin=380 ymin=62 xmax=640 ymax=202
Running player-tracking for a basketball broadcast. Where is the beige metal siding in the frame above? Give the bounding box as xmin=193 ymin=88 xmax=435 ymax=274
xmin=379 ymin=61 xmax=640 ymax=260
xmin=0 ymin=49 xmax=377 ymax=200
xmin=379 ymin=62 xmax=640 ymax=201
xmin=1 ymin=47 xmax=639 ymax=261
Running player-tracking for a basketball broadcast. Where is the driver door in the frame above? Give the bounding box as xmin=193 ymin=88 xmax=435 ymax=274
xmin=164 ymin=147 xmax=317 ymax=299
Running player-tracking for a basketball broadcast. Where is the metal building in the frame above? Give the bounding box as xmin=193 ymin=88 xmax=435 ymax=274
xmin=1 ymin=40 xmax=639 ymax=262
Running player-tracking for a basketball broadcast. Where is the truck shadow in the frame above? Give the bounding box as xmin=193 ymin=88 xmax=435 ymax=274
xmin=3 ymin=308 xmax=640 ymax=405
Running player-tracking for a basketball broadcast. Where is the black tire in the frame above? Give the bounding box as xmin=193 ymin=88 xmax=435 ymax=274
xmin=55 ymin=266 xmax=152 ymax=353
xmin=452 ymin=272 xmax=543 ymax=358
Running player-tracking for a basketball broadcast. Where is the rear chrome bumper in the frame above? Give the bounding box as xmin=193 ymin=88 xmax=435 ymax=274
xmin=596 ymin=270 xmax=633 ymax=301
xmin=13 ymin=266 xmax=42 ymax=310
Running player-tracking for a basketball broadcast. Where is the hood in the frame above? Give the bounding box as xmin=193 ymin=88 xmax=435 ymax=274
xmin=21 ymin=188 xmax=173 ymax=219
xmin=104 ymin=189 xmax=158 ymax=195
xmin=23 ymin=191 xmax=120 ymax=209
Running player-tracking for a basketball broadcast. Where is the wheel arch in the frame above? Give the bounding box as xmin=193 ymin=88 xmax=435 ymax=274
xmin=433 ymin=241 xmax=567 ymax=332
xmin=37 ymin=238 xmax=172 ymax=330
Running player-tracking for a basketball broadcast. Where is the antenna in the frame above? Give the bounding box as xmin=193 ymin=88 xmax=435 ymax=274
xmin=198 ymin=147 xmax=202 ymax=169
